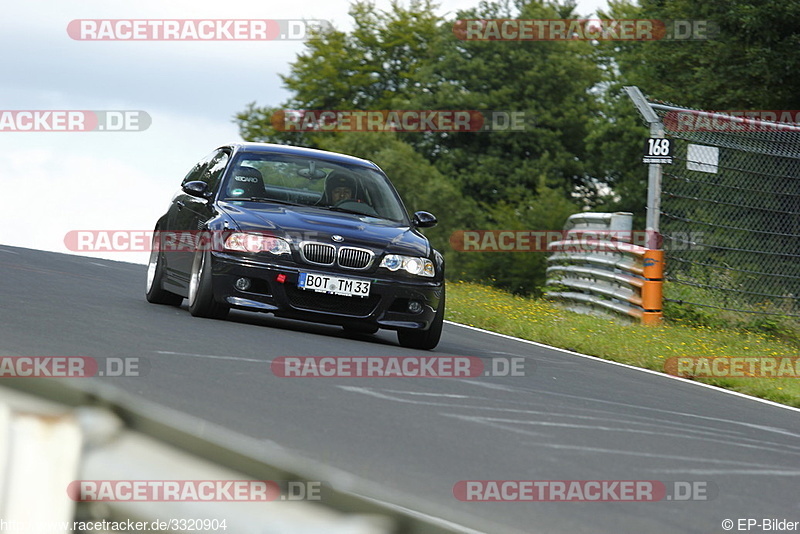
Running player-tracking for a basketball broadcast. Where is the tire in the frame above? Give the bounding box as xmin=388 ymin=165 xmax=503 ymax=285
xmin=145 ymin=240 xmax=183 ymax=306
xmin=188 ymin=248 xmax=229 ymax=319
xmin=343 ymin=324 xmax=379 ymax=335
xmin=397 ymin=286 xmax=445 ymax=350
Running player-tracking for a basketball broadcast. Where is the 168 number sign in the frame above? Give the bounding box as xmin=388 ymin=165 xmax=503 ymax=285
xmin=643 ymin=138 xmax=673 ymax=164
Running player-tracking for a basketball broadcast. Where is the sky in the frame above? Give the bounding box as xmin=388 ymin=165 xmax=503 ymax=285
xmin=0 ymin=0 xmax=610 ymax=266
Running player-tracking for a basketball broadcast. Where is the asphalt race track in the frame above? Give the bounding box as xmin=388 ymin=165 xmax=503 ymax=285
xmin=2 ymin=245 xmax=800 ymax=534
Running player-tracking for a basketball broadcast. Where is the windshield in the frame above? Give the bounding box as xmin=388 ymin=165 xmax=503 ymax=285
xmin=221 ymin=153 xmax=409 ymax=223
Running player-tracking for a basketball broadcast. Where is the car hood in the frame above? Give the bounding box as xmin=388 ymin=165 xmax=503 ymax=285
xmin=218 ymin=202 xmax=430 ymax=257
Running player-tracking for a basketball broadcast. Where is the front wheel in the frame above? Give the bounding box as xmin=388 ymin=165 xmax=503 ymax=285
xmin=188 ymin=248 xmax=229 ymax=319
xmin=397 ymin=287 xmax=445 ymax=350
xmin=145 ymin=240 xmax=183 ymax=306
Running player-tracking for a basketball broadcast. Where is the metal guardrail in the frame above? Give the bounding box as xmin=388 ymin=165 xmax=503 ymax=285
xmin=0 ymin=378 xmax=481 ymax=534
xmin=545 ymin=212 xmax=664 ymax=324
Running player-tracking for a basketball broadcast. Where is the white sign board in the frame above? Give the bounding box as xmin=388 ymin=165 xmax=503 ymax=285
xmin=687 ymin=144 xmax=719 ymax=174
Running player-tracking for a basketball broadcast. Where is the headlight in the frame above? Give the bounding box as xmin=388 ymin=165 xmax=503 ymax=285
xmin=380 ymin=254 xmax=435 ymax=277
xmin=224 ymin=233 xmax=290 ymax=255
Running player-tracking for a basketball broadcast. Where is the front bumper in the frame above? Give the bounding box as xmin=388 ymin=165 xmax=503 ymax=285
xmin=209 ymin=251 xmax=444 ymax=331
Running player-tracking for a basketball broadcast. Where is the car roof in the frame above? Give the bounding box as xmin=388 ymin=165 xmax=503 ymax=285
xmin=224 ymin=142 xmax=382 ymax=171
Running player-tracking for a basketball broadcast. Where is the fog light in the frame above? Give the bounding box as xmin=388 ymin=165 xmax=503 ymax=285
xmin=408 ymin=300 xmax=423 ymax=314
xmin=235 ymin=277 xmax=251 ymax=291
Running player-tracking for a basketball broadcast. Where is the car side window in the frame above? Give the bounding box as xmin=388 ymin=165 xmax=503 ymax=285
xmin=200 ymin=150 xmax=230 ymax=193
xmin=181 ymin=151 xmax=215 ymax=186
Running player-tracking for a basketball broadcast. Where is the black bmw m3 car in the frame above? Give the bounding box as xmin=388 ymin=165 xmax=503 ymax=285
xmin=146 ymin=142 xmax=445 ymax=350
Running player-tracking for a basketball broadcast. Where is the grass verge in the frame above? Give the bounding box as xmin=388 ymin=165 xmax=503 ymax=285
xmin=445 ymin=281 xmax=800 ymax=408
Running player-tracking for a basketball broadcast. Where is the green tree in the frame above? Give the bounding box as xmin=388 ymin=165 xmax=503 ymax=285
xmin=410 ymin=1 xmax=603 ymax=203
xmin=235 ymin=0 xmax=443 ymax=147
xmin=604 ymin=0 xmax=800 ymax=109
xmin=457 ymin=183 xmax=580 ymax=296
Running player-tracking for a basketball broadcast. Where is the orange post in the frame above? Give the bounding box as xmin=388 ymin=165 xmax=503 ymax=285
xmin=641 ymin=249 xmax=664 ymax=325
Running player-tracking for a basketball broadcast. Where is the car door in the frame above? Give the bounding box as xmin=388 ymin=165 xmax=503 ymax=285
xmin=164 ymin=149 xmax=229 ymax=286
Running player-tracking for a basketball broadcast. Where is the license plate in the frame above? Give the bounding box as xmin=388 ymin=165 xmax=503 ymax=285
xmin=298 ymin=273 xmax=371 ymax=298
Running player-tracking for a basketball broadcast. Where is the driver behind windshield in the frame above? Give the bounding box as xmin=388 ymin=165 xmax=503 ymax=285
xmin=325 ymin=172 xmax=358 ymax=205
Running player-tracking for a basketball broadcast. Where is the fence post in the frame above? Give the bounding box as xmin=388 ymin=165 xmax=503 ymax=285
xmin=624 ymin=86 xmax=664 ymax=246
xmin=625 ymin=86 xmax=666 ymax=324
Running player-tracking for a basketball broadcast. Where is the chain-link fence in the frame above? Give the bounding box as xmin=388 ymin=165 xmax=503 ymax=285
xmin=628 ymin=87 xmax=800 ymax=318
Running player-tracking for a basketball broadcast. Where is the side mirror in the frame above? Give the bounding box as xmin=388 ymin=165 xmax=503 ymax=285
xmin=182 ymin=181 xmax=210 ymax=198
xmin=412 ymin=211 xmax=438 ymax=228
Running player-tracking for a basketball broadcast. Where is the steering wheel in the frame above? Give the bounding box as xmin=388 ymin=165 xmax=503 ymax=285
xmin=333 ymin=199 xmax=379 ymax=217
